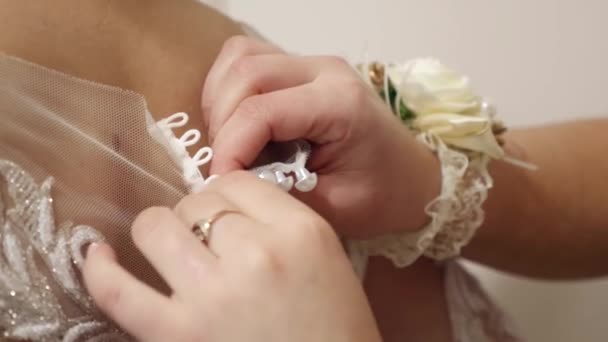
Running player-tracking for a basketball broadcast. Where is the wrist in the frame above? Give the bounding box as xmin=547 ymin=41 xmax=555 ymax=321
xmin=394 ymin=137 xmax=441 ymax=233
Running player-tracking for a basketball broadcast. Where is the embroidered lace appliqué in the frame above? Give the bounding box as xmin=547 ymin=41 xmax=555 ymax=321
xmin=0 ymin=160 xmax=128 ymax=341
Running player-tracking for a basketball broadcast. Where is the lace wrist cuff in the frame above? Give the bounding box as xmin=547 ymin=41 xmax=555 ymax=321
xmin=419 ymin=135 xmax=492 ymax=261
xmin=352 ymin=135 xmax=492 ymax=267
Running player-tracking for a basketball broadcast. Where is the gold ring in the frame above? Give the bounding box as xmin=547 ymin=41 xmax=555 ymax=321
xmin=191 ymin=210 xmax=239 ymax=243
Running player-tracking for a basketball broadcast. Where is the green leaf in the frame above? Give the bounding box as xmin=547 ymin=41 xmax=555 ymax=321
xmin=379 ymin=80 xmax=416 ymax=124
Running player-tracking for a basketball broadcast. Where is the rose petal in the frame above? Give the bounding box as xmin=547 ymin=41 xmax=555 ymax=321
xmin=414 ymin=114 xmax=489 ymax=137
xmin=443 ymin=131 xmax=505 ymax=159
xmin=413 ymin=114 xmax=505 ymax=158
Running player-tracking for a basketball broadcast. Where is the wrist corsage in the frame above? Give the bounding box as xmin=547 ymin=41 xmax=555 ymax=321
xmin=352 ymin=59 xmax=534 ymax=268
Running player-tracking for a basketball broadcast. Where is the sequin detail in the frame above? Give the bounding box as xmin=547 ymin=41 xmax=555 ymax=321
xmin=0 ymin=160 xmax=129 ymax=341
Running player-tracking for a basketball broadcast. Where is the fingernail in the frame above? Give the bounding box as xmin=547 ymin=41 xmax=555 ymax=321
xmin=86 ymin=242 xmax=101 ymax=258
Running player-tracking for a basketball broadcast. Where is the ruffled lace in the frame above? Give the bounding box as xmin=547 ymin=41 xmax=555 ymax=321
xmin=350 ymin=134 xmax=492 ymax=267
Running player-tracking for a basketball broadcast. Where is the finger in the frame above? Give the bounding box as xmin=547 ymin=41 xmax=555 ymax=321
xmin=207 ymin=171 xmax=319 ymax=226
xmin=131 ymin=207 xmax=217 ymax=294
xmin=210 ymin=81 xmax=352 ymax=174
xmin=83 ymin=243 xmax=185 ymax=342
xmin=290 ymin=171 xmax=350 ymax=232
xmin=207 ymin=54 xmax=325 ymax=142
xmin=173 ymin=191 xmax=260 ymax=260
xmin=202 ymin=36 xmax=282 ymax=126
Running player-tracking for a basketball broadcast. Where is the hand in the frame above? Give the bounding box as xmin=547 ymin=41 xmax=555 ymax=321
xmin=83 ymin=171 xmax=381 ymax=342
xmin=202 ymin=36 xmax=440 ymax=238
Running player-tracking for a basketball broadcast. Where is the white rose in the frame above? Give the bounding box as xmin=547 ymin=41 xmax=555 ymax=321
xmin=387 ymin=59 xmax=504 ymax=159
xmin=387 ymin=58 xmax=480 ymax=116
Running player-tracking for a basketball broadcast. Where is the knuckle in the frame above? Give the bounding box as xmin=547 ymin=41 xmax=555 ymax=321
xmin=244 ymin=243 xmax=285 ymax=276
xmin=340 ymin=78 xmax=373 ymax=116
xmin=342 ymin=78 xmax=370 ymax=102
xmin=294 ymin=214 xmax=340 ymax=250
xmin=236 ymin=96 xmax=268 ymax=120
xmin=222 ymin=35 xmax=255 ymax=55
xmin=228 ymin=56 xmax=271 ymax=94
xmin=131 ymin=206 xmax=172 ymax=244
xmin=229 ymin=55 xmax=259 ymax=78
xmin=319 ymin=55 xmax=351 ymax=70
xmin=234 ymin=97 xmax=278 ymax=131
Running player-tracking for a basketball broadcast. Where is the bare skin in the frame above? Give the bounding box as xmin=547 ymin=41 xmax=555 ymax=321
xmin=0 ymin=0 xmax=241 ymax=128
xmin=466 ymin=120 xmax=608 ymax=279
xmin=0 ymin=1 xmax=453 ymax=341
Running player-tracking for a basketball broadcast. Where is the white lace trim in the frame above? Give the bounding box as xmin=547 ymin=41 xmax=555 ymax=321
xmin=0 ymin=160 xmax=128 ymax=341
xmin=350 ymin=133 xmax=492 ymax=267
xmin=421 ymin=134 xmax=492 ymax=261
xmin=149 ymin=112 xmax=318 ymax=193
xmin=149 ymin=112 xmax=217 ymax=193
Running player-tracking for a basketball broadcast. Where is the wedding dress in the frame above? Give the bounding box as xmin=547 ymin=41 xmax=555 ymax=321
xmin=0 ymin=10 xmax=521 ymax=341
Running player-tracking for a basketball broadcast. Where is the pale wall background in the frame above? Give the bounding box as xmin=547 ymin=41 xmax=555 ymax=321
xmin=208 ymin=1 xmax=608 ymax=341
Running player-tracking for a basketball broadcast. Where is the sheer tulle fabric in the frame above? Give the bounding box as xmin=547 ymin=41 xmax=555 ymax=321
xmin=0 ymin=54 xmax=521 ymax=341
xmin=0 ymin=54 xmax=187 ymax=341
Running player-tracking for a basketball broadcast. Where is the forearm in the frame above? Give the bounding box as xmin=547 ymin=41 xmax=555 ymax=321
xmin=365 ymin=258 xmax=452 ymax=342
xmin=464 ymin=118 xmax=608 ymax=279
